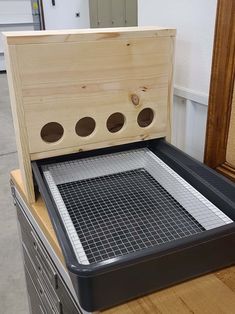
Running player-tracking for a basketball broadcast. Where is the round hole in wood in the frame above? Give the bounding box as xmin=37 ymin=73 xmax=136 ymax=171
xmin=106 ymin=112 xmax=125 ymax=133
xmin=137 ymin=108 xmax=154 ymax=127
xmin=75 ymin=117 xmax=96 ymax=137
xmin=40 ymin=122 xmax=64 ymax=143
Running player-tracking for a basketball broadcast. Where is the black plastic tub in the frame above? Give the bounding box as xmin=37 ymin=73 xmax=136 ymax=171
xmin=32 ymin=139 xmax=235 ymax=312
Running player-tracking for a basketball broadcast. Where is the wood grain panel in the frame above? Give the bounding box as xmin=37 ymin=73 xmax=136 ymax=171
xmin=3 ymin=39 xmax=35 ymax=202
xmin=204 ymin=0 xmax=235 ymax=182
xmin=16 ymin=35 xmax=173 ymax=156
xmin=11 ymin=169 xmax=64 ymax=263
xmin=4 ymin=27 xmax=175 ymax=45
xmin=104 ymin=273 xmax=235 ymax=313
xmin=4 ymin=27 xmax=175 ymax=202
xmin=226 ymin=81 xmax=235 ymax=166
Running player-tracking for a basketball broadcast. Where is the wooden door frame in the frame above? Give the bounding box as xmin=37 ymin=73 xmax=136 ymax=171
xmin=204 ymin=0 xmax=235 ymax=181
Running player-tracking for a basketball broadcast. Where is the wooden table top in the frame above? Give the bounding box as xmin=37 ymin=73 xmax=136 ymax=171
xmin=11 ymin=169 xmax=235 ymax=314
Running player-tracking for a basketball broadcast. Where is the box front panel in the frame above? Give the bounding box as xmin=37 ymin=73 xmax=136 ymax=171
xmin=14 ymin=32 xmax=174 ymax=159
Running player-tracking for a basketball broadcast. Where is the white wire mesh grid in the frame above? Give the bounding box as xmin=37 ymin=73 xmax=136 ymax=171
xmin=57 ymin=169 xmax=206 ymax=264
xmin=43 ymin=148 xmax=233 ymax=265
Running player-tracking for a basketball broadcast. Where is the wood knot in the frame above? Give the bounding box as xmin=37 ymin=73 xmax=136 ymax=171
xmin=131 ymin=94 xmax=140 ymax=106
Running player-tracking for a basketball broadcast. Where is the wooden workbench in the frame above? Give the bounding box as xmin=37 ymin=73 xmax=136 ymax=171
xmin=11 ymin=169 xmax=235 ymax=314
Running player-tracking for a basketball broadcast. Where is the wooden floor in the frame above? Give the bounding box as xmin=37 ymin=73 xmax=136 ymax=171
xmin=11 ymin=169 xmax=235 ymax=314
xmin=105 ymin=268 xmax=235 ymax=313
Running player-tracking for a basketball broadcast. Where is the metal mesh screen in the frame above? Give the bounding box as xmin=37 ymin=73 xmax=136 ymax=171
xmin=43 ymin=148 xmax=233 ymax=265
xmin=58 ymin=169 xmax=204 ymax=264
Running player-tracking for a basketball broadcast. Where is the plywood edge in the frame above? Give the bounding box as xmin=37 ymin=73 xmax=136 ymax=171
xmin=3 ymin=26 xmax=176 ymax=45
xmin=10 ymin=169 xmax=64 ymax=264
xmin=3 ymin=36 xmax=35 ymax=203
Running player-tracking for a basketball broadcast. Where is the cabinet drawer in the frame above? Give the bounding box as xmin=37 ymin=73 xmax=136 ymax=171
xmin=22 ymin=228 xmax=61 ymax=311
xmin=31 ymin=228 xmax=58 ymax=290
xmin=36 ymin=275 xmax=57 ymax=314
xmin=23 ymin=243 xmax=62 ymax=314
xmin=24 ymin=265 xmax=46 ymax=314
xmin=16 ymin=199 xmax=81 ymax=314
xmin=17 ymin=208 xmax=58 ymax=289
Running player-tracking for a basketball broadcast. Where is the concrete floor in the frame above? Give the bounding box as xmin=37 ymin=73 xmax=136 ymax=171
xmin=0 ymin=73 xmax=29 ymax=313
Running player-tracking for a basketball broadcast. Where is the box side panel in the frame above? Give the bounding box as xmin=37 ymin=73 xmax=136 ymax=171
xmin=3 ymin=37 xmax=35 ymax=202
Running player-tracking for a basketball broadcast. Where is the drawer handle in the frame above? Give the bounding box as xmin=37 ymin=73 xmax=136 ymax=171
xmin=33 ymin=242 xmax=37 ymax=250
xmin=36 ymin=255 xmax=43 ymax=274
xmin=38 ymin=278 xmax=56 ymax=314
xmin=37 ymin=278 xmax=44 ymax=296
xmin=38 ymin=253 xmax=58 ymax=289
xmin=31 ymin=231 xmax=39 ymax=252
xmin=36 ymin=254 xmax=61 ymax=309
xmin=31 ymin=230 xmax=58 ymax=289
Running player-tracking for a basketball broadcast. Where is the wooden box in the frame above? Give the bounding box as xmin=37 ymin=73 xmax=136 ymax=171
xmin=3 ymin=27 xmax=176 ymax=202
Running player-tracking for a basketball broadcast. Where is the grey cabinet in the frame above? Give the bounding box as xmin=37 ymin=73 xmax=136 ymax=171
xmin=89 ymin=0 xmax=137 ymax=28
xmin=15 ymin=198 xmax=81 ymax=314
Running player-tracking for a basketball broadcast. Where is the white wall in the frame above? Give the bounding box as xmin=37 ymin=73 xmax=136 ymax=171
xmin=42 ymin=0 xmax=90 ymax=30
xmin=138 ymin=0 xmax=217 ymax=95
xmin=0 ymin=0 xmax=34 ymax=70
xmin=138 ymin=0 xmax=217 ymax=161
